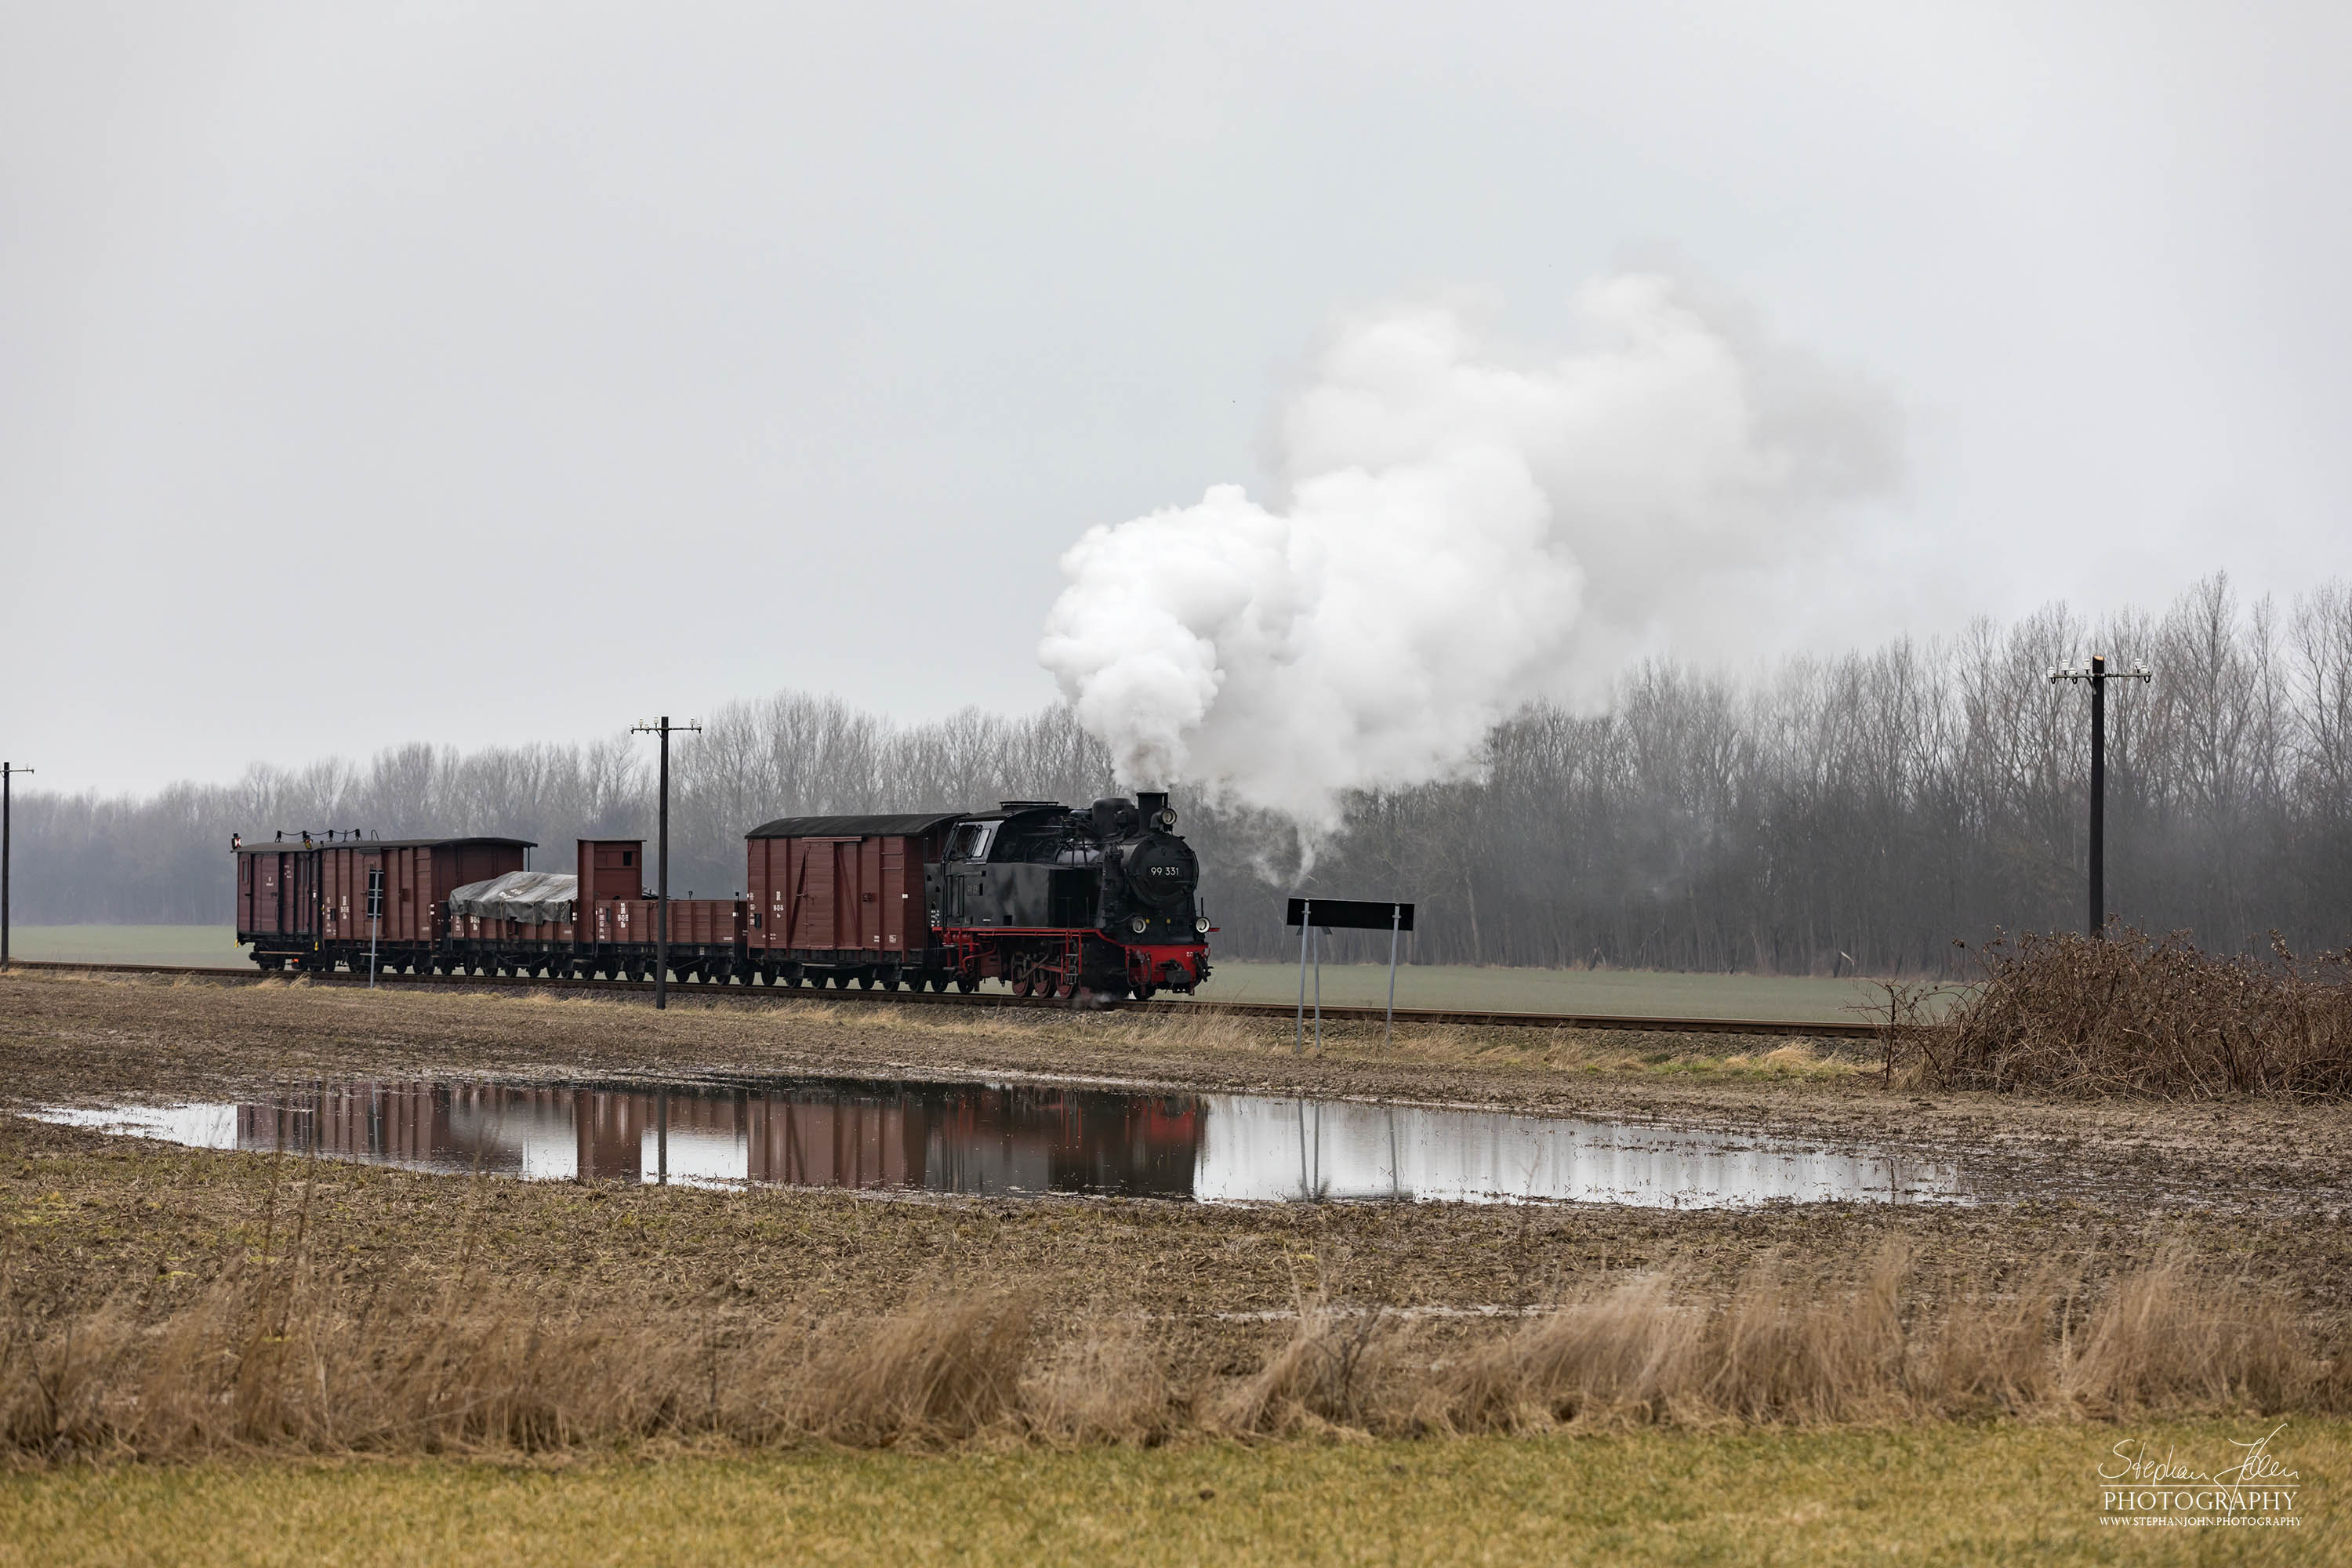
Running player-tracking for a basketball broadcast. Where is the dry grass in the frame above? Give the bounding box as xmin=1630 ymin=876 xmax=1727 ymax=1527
xmin=21 ymin=1240 xmax=2323 ymax=1464
xmin=1216 ymin=1244 xmax=2350 ymax=1444
xmin=1897 ymin=927 xmax=2352 ymax=1098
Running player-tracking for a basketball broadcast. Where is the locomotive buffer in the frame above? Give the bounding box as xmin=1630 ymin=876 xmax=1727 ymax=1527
xmin=1286 ymin=897 xmax=1417 ymax=1054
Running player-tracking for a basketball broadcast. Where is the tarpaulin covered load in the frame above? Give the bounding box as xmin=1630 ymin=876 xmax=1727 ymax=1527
xmin=448 ymin=870 xmax=577 ymax=924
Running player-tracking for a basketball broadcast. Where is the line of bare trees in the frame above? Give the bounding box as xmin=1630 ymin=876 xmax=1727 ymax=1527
xmin=12 ymin=575 xmax=2350 ymax=975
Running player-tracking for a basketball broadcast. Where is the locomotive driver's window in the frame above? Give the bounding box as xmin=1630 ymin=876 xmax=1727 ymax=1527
xmin=948 ymin=823 xmax=994 ymax=862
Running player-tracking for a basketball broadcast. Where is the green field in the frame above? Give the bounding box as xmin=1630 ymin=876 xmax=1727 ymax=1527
xmin=2 ymin=924 xmax=1933 ymax=1021
xmin=2 ymin=924 xmax=251 ymax=968
xmin=1193 ymin=960 xmax=1935 ymax=1023
xmin=3 ymin=1422 xmax=2334 ymax=1566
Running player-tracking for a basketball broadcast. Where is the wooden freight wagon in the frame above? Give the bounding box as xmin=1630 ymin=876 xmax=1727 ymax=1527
xmin=234 ymin=834 xmax=533 ymax=972
xmin=742 ymin=813 xmax=961 ymax=989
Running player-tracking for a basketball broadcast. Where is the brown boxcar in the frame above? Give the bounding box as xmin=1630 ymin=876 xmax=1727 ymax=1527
xmin=742 ymin=812 xmax=960 ymax=985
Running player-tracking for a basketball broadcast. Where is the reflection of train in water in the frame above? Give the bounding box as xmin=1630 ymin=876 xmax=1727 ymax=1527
xmin=233 ymin=792 xmax=1211 ymax=1000
xmin=231 ymin=1080 xmax=1206 ymax=1197
xmin=84 ymin=1077 xmax=1967 ymax=1206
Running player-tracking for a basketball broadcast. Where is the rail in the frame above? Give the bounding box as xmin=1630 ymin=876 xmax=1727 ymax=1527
xmin=0 ymin=957 xmax=1882 ymax=1040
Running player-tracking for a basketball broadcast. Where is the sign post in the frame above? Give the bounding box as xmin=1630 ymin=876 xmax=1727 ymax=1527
xmin=1285 ymin=898 xmax=1417 ymax=1054
xmin=1294 ymin=899 xmax=1312 ymax=1055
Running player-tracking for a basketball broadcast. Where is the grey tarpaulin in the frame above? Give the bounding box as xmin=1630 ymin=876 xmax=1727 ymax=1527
xmin=448 ymin=871 xmax=578 ymax=924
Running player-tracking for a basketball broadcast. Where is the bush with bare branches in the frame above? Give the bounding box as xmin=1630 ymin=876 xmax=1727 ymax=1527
xmin=1906 ymin=928 xmax=2352 ymax=1098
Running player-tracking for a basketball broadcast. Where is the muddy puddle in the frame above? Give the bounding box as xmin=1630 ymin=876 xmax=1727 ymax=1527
xmin=38 ymin=1076 xmax=1968 ymax=1207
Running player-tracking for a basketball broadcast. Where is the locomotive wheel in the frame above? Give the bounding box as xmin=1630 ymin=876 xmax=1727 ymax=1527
xmin=1013 ymin=977 xmax=1033 ymax=997
xmin=956 ymin=976 xmax=978 ymax=993
xmin=1134 ymin=982 xmax=1157 ymax=1001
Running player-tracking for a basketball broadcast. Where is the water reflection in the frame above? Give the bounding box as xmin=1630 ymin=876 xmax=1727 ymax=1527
xmin=38 ymin=1076 xmax=1966 ymax=1207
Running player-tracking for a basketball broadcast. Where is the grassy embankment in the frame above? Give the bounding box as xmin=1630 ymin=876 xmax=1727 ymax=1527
xmin=8 ymin=1421 xmax=2344 ymax=1566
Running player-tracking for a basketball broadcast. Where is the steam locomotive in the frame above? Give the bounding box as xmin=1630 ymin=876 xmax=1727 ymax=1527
xmin=232 ymin=790 xmax=1211 ymax=1000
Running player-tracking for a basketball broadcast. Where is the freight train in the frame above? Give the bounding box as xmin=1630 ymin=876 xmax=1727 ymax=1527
xmin=232 ymin=792 xmax=1210 ymax=1000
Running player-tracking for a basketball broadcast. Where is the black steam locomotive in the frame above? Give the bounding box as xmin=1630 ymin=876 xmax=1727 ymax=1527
xmin=926 ymin=789 xmax=1210 ymax=998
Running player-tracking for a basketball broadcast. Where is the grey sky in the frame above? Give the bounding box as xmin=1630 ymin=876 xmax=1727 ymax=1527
xmin=5 ymin=2 xmax=2347 ymax=794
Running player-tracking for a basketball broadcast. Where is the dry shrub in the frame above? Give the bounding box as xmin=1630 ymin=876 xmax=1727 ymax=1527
xmin=2064 ymin=1250 xmax=2316 ymax=1414
xmin=1911 ymin=1265 xmax=2069 ymax=1415
xmin=1430 ymin=1249 xmax=1911 ymax=1432
xmin=790 ymin=1290 xmax=1034 ymax=1446
xmin=1219 ymin=1301 xmax=1410 ymax=1436
xmin=1425 ymin=1244 xmax=2343 ymax=1436
xmin=1907 ymin=928 xmax=2352 ymax=1098
xmin=1022 ymin=1316 xmax=1179 ymax=1446
xmin=0 ymin=1263 xmax=1041 ymax=1460
xmin=1433 ymin=1272 xmax=1700 ymax=1432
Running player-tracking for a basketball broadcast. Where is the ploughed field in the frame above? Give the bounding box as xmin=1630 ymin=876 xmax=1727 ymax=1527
xmin=5 ymin=968 xmax=2348 ymax=1560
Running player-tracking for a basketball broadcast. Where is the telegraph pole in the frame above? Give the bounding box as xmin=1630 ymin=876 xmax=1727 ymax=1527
xmin=2050 ymin=655 xmax=2151 ymax=935
xmin=630 ymin=717 xmax=700 ymax=1010
xmin=2 ymin=762 xmax=29 ymax=967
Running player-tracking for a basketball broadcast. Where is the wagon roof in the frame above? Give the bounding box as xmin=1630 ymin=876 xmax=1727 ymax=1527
xmin=233 ymin=836 xmax=537 ymax=853
xmin=744 ymin=812 xmax=966 ymax=840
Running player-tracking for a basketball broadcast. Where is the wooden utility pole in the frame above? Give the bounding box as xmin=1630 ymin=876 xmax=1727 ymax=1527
xmin=630 ymin=717 xmax=700 ymax=1009
xmin=2050 ymin=655 xmax=2152 ymax=935
xmin=2 ymin=762 xmax=30 ymax=967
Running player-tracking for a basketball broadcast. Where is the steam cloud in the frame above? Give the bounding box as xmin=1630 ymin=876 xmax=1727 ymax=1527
xmin=1038 ymin=271 xmax=1898 ymax=834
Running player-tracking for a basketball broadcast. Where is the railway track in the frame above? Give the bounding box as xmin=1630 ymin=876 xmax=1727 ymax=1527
xmin=3 ymin=956 xmax=1884 ymax=1039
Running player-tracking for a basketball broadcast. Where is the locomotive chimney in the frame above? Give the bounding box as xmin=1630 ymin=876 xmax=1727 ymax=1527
xmin=1137 ymin=790 xmax=1171 ymax=826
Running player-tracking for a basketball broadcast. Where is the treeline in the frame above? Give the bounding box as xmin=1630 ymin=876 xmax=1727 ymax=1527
xmin=13 ymin=575 xmax=2350 ymax=975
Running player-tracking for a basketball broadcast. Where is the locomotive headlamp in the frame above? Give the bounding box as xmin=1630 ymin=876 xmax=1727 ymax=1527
xmin=1130 ymin=916 xmax=1149 ymax=935
xmin=1195 ymin=916 xmax=1210 ymax=935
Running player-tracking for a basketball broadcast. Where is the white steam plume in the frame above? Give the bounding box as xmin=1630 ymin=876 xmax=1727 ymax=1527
xmin=1038 ymin=271 xmax=1898 ymax=835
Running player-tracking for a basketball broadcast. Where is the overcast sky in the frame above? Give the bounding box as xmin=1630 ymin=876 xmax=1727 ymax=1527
xmin=5 ymin=2 xmax=2348 ymax=795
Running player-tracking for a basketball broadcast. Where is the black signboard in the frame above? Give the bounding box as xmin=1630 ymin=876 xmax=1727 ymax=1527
xmin=1284 ymin=897 xmax=1414 ymax=932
